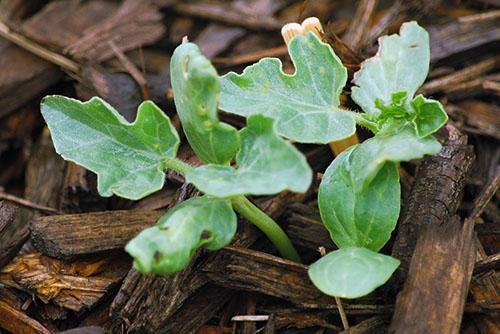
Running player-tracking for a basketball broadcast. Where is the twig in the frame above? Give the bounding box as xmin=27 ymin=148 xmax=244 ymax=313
xmin=108 ymin=41 xmax=150 ymax=100
xmin=343 ymin=0 xmax=378 ymax=50
xmin=483 ymin=80 xmax=500 ymax=94
xmin=0 ymin=191 xmax=60 ymax=214
xmin=419 ymin=56 xmax=499 ymax=95
xmin=473 ymin=252 xmax=500 ymax=275
xmin=468 ymin=165 xmax=500 ymax=221
xmin=0 ymin=20 xmax=80 ymax=73
xmin=458 ymin=10 xmax=500 ymax=24
xmin=319 ymin=246 xmax=349 ymax=329
xmin=212 ymin=46 xmax=287 ymax=66
xmin=231 ymin=315 xmax=269 ymax=322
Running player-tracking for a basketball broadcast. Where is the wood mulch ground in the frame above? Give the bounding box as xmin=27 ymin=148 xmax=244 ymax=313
xmin=0 ymin=0 xmax=498 ymax=333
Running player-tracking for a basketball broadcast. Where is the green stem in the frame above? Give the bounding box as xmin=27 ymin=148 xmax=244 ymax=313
xmin=231 ymin=196 xmax=302 ymax=263
xmin=164 ymin=157 xmax=194 ymax=175
xmin=163 ymin=157 xmax=301 ymax=263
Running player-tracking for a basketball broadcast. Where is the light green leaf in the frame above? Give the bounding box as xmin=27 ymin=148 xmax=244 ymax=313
xmin=41 ymin=96 xmax=179 ymax=200
xmin=319 ymin=147 xmax=400 ymax=251
xmin=308 ymin=247 xmax=400 ymax=299
xmin=411 ymin=95 xmax=448 ymax=137
xmin=171 ymin=42 xmax=240 ymax=165
xmin=350 ymin=127 xmax=441 ymax=189
xmin=186 ymin=115 xmax=312 ymax=197
xmin=352 ymin=21 xmax=430 ymax=117
xmin=219 ymin=32 xmax=356 ymax=144
xmin=125 ymin=197 xmax=237 ymax=275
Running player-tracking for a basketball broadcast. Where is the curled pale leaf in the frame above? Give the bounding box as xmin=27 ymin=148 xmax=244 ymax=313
xmin=308 ymin=247 xmax=400 ymax=299
xmin=319 ymin=147 xmax=400 ymax=251
xmin=125 ymin=197 xmax=237 ymax=275
xmin=220 ymin=32 xmax=356 ymax=144
xmin=41 ymin=96 xmax=179 ymax=200
xmin=352 ymin=21 xmax=430 ymax=118
xmin=187 ymin=115 xmax=312 ymax=197
xmin=171 ymin=42 xmax=240 ymax=165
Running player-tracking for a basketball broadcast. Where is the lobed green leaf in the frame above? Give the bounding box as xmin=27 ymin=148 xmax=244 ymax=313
xmin=308 ymin=247 xmax=400 ymax=298
xmin=219 ymin=32 xmax=356 ymax=144
xmin=125 ymin=197 xmax=237 ymax=275
xmin=351 ymin=21 xmax=430 ymax=118
xmin=186 ymin=115 xmax=312 ymax=197
xmin=41 ymin=96 xmax=179 ymax=200
xmin=318 ymin=147 xmax=400 ymax=251
xmin=171 ymin=42 xmax=240 ymax=165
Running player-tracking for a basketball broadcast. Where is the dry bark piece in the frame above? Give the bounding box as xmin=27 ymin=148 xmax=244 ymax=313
xmin=270 ymin=309 xmax=340 ymax=331
xmin=204 ymin=246 xmax=393 ymax=312
xmin=173 ymin=1 xmax=282 ymax=31
xmin=60 ymin=162 xmax=108 ymax=213
xmin=160 ymin=285 xmax=234 ymax=334
xmin=0 ymin=201 xmax=21 ymax=268
xmin=454 ymin=101 xmax=500 ymax=140
xmin=58 ymin=326 xmax=105 ymax=334
xmin=468 ymin=168 xmax=500 ymax=331
xmin=0 ymin=40 xmax=62 ymax=118
xmin=21 ymin=0 xmax=117 ymax=51
xmin=195 ymin=24 xmax=245 ymax=59
xmin=284 ymin=207 xmax=334 ymax=251
xmin=419 ymin=56 xmax=499 ymax=95
xmin=391 ymin=125 xmax=475 ymax=286
xmin=64 ymin=0 xmax=165 ymax=62
xmin=0 ymin=0 xmax=126 ymax=118
xmin=0 ymin=288 xmax=51 ymax=334
xmin=389 ymin=215 xmax=476 ymax=333
xmin=30 ymin=210 xmax=163 ymax=260
xmin=429 ymin=19 xmax=500 ymax=62
xmin=0 ymin=252 xmax=129 ymax=312
xmin=342 ymin=0 xmax=378 ymax=51
xmin=0 ymin=129 xmax=66 ymax=268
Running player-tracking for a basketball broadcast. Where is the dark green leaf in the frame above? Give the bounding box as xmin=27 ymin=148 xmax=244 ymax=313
xmin=125 ymin=197 xmax=237 ymax=275
xmin=319 ymin=147 xmax=400 ymax=251
xmin=171 ymin=42 xmax=240 ymax=165
xmin=186 ymin=115 xmax=312 ymax=197
xmin=41 ymin=96 xmax=179 ymax=200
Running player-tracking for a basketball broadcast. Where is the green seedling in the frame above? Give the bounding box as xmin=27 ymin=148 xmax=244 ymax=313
xmin=41 ymin=40 xmax=313 ymax=274
xmin=219 ymin=21 xmax=447 ymax=298
xmin=40 ymin=19 xmax=447 ymax=300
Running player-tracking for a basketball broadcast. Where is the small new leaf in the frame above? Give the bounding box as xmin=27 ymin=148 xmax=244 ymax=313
xmin=319 ymin=147 xmax=400 ymax=251
xmin=41 ymin=96 xmax=179 ymax=200
xmin=171 ymin=42 xmax=240 ymax=165
xmin=352 ymin=21 xmax=430 ymax=118
xmin=411 ymin=95 xmax=448 ymax=137
xmin=220 ymin=32 xmax=356 ymax=144
xmin=125 ymin=197 xmax=237 ymax=275
xmin=308 ymin=247 xmax=400 ymax=299
xmin=187 ymin=115 xmax=312 ymax=197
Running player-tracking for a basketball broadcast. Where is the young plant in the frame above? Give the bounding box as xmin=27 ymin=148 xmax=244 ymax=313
xmin=218 ymin=21 xmax=447 ymax=298
xmin=40 ymin=40 xmax=313 ymax=274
